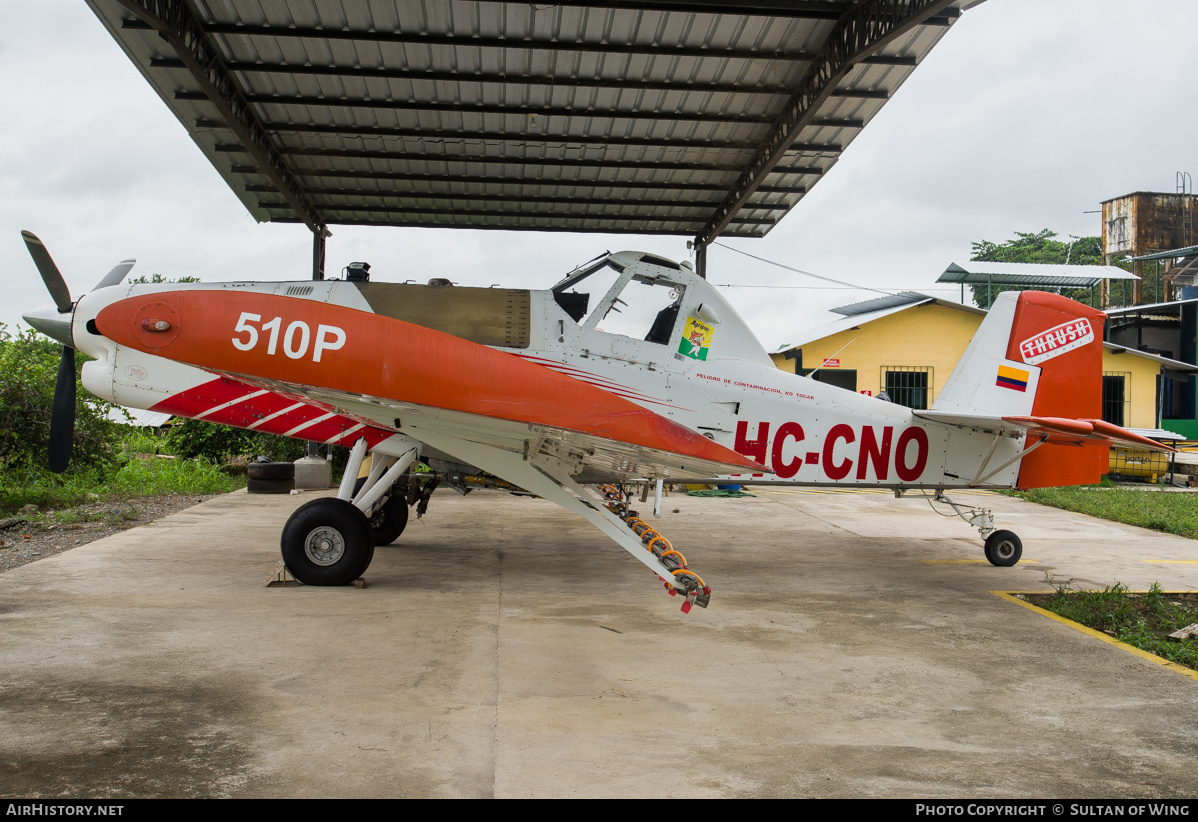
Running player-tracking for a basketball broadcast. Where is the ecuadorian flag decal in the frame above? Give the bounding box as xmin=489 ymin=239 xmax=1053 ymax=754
xmin=996 ymin=364 xmax=1030 ymax=392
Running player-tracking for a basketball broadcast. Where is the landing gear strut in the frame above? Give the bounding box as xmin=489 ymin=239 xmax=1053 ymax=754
xmin=279 ymin=438 xmax=419 ymax=585
xmin=931 ymin=490 xmax=1023 ymax=567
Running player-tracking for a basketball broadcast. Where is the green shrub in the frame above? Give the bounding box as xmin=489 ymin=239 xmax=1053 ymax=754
xmin=0 ymin=324 xmax=123 ymax=471
xmin=164 ymin=417 xmax=309 ymax=463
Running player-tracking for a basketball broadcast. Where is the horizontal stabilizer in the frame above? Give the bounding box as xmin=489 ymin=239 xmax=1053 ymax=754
xmin=917 ymin=411 xmax=1175 ymax=453
xmin=1002 ymin=416 xmax=1176 ymax=453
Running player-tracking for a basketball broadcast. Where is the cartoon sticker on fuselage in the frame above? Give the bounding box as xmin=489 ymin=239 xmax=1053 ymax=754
xmin=679 ymin=316 xmax=714 ymax=361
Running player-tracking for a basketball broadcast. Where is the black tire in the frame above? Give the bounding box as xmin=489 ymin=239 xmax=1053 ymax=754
xmin=353 ymin=476 xmax=409 ymax=546
xmin=247 ymin=477 xmax=295 ymax=494
xmin=281 ymin=498 xmax=374 ymax=585
xmin=248 ymin=462 xmax=295 ymax=481
xmin=984 ymin=529 xmax=1022 ymax=567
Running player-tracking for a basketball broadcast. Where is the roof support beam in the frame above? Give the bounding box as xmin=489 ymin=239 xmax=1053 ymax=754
xmin=175 ymin=91 xmax=774 ymax=125
xmin=196 ymin=119 xmax=764 ymax=151
xmin=535 ymin=2 xmax=852 ymax=18
xmin=197 ymin=118 xmax=841 ymax=155
xmin=111 ymin=0 xmax=324 ymax=234
xmin=257 ymin=201 xmax=777 ymax=225
xmin=231 ymin=165 xmax=804 ymax=196
xmin=270 ymin=216 xmax=718 ymax=235
xmin=134 ymin=20 xmax=822 ymax=62
xmin=227 ymin=145 xmax=749 ymax=174
xmin=245 ymin=186 xmax=792 ymax=211
xmin=694 ymin=0 xmax=960 ymax=247
xmin=157 ymin=58 xmax=793 ymax=97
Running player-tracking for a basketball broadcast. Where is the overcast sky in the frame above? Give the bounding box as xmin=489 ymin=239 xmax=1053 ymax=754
xmin=3 ymin=0 xmax=1197 ymax=349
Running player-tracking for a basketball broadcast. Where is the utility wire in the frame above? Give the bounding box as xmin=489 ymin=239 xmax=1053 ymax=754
xmin=711 ymin=283 xmax=960 ymax=291
xmin=712 ymin=241 xmax=897 ymax=297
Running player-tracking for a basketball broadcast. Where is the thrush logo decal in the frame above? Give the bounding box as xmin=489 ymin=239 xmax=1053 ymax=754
xmin=1019 ymin=318 xmax=1093 ymax=365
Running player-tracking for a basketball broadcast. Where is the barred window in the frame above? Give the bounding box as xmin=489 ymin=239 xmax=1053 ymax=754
xmin=1102 ymin=372 xmax=1131 ymax=427
xmin=881 ymin=366 xmax=933 ymax=410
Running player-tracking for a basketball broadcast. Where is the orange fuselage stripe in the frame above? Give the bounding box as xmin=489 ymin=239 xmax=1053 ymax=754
xmin=96 ymin=290 xmax=762 ymax=471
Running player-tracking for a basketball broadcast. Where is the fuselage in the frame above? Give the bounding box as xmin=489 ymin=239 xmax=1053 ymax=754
xmin=65 ymin=251 xmax=1026 ymax=489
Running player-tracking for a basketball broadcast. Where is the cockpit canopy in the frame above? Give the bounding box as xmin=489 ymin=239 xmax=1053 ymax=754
xmin=552 ymin=251 xmax=693 ymax=346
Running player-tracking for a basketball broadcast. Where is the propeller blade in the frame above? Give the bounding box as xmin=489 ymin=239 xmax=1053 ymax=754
xmin=48 ymin=345 xmax=76 ymax=474
xmin=94 ymin=259 xmax=136 ymax=291
xmin=21 ymin=230 xmax=73 ymax=314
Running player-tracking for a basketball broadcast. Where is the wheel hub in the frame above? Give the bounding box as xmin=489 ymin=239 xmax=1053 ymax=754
xmin=304 ymin=526 xmax=346 ymax=566
xmin=994 ymin=539 xmax=1016 ymax=560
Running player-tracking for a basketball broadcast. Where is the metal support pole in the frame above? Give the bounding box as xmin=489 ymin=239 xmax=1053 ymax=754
xmin=312 ymin=229 xmax=326 ymax=281
xmin=694 ymin=242 xmax=707 ymax=279
xmin=307 ymin=227 xmax=328 ymax=458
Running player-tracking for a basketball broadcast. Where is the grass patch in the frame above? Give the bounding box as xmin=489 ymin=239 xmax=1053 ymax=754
xmin=1010 ymin=485 xmax=1198 ymax=539
xmin=1025 ymin=578 xmax=1198 ymax=672
xmin=0 ymin=455 xmax=243 ymax=517
xmin=109 ymin=455 xmax=242 ymax=497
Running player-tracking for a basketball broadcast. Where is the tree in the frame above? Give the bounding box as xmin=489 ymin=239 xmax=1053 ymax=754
xmin=968 ymin=229 xmax=1103 ymax=309
xmin=129 ymin=273 xmax=200 ymax=284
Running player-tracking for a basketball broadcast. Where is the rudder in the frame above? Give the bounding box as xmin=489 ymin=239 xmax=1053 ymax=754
xmin=1005 ymin=292 xmax=1107 ymax=488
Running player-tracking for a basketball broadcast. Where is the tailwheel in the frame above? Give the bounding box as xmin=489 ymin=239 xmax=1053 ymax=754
xmin=983 ymin=529 xmax=1022 ymax=567
xmin=281 ymin=498 xmax=375 ymax=585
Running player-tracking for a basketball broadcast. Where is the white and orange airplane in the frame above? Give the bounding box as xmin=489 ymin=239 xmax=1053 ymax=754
xmin=20 ymin=232 xmax=1170 ymax=613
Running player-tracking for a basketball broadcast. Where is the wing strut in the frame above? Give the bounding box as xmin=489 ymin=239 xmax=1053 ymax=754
xmin=402 ymin=426 xmax=711 ymax=612
xmin=971 ymin=435 xmax=1049 ymax=487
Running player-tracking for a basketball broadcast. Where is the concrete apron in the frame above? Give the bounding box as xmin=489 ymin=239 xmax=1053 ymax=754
xmin=0 ymin=487 xmax=1196 ymax=798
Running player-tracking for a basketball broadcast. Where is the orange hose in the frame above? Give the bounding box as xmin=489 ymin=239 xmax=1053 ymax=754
xmin=671 ymin=569 xmax=705 ymax=588
xmin=647 ymin=536 xmax=672 ymax=553
xmin=657 ymin=548 xmax=686 ymax=566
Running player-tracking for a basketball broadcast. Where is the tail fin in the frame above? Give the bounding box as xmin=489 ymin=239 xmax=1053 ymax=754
xmin=935 ymin=291 xmax=1109 ymax=488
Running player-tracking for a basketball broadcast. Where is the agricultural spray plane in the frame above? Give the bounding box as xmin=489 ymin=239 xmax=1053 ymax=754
xmin=20 ymin=231 xmax=1170 ymax=613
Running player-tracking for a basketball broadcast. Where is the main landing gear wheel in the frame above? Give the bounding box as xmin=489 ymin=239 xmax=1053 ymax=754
xmin=281 ymin=498 xmax=374 ymax=585
xmin=353 ymin=477 xmax=409 ymax=546
xmin=984 ymin=529 xmax=1022 ymax=567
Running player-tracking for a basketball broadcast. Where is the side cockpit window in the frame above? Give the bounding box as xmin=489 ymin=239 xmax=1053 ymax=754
xmin=593 ymin=279 xmax=684 ymax=345
xmin=553 ymin=256 xmax=687 ymax=346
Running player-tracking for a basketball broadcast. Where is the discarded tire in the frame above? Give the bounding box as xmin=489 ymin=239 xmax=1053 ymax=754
xmin=247 ymin=477 xmax=295 ymax=494
xmin=248 ymin=461 xmax=296 ymax=482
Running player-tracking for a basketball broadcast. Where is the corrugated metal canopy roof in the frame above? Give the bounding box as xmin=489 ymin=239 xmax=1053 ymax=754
xmin=87 ymin=0 xmax=976 ymax=244
xmin=772 ymin=290 xmax=982 ymax=352
xmin=938 ymin=261 xmax=1139 ymax=289
xmin=1128 ymin=244 xmax=1198 ymax=262
xmin=1106 ymin=298 xmax=1198 ymax=316
xmin=830 ymin=290 xmax=926 ymax=316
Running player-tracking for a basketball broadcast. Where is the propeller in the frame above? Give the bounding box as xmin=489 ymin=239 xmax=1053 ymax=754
xmin=20 ymin=231 xmax=135 ymax=473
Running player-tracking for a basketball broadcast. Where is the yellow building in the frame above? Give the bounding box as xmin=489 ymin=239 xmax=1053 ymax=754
xmin=770 ymin=292 xmax=1198 ymax=431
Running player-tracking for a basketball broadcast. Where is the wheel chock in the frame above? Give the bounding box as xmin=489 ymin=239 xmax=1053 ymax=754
xmin=263 ymin=561 xmax=301 ymax=587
